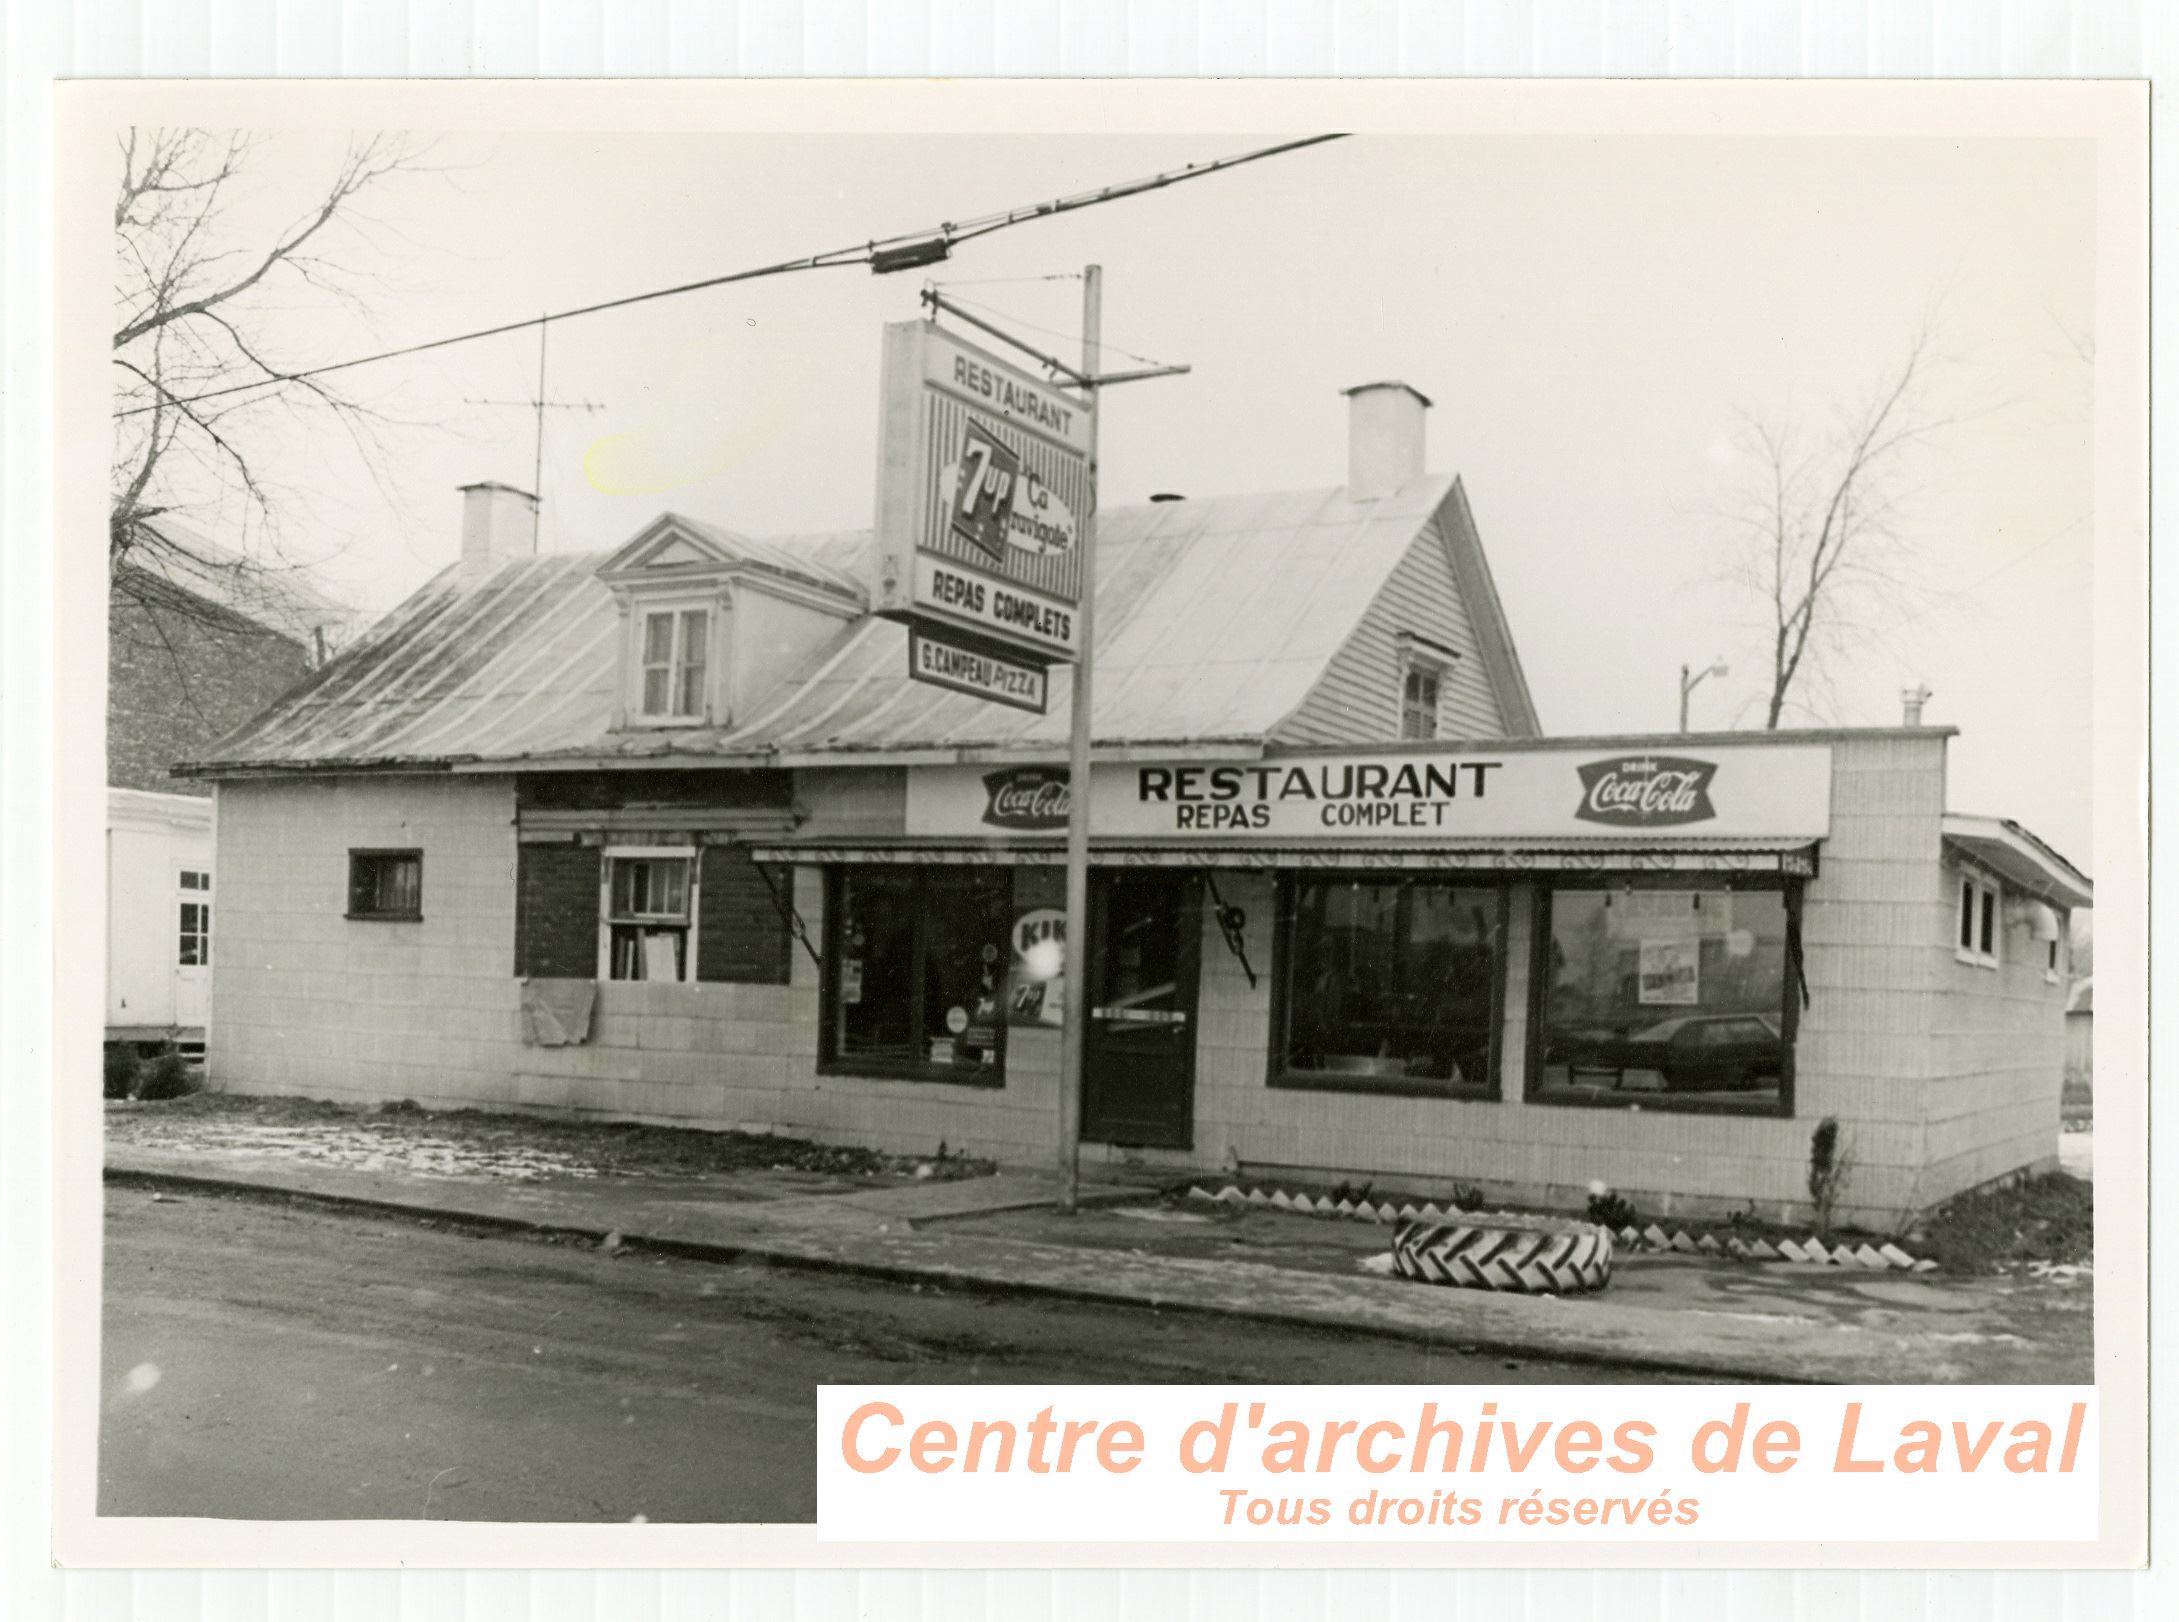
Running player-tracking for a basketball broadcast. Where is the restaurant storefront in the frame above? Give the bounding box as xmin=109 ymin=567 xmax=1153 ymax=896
xmin=737 ymin=733 xmax=1924 ymax=1216
xmin=192 ymin=420 xmax=2088 ymax=1229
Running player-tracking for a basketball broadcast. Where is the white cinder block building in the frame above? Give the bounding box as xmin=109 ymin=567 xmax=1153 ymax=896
xmin=186 ymin=389 xmax=2089 ymax=1227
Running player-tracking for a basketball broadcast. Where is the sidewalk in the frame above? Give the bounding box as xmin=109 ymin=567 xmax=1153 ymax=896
xmin=105 ymin=1137 xmax=2088 ymax=1385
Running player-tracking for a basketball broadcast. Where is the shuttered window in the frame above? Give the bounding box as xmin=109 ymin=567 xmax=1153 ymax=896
xmin=696 ymin=844 xmax=793 ymax=986
xmin=513 ymin=840 xmax=790 ymax=985
xmin=515 ymin=843 xmax=603 ymax=979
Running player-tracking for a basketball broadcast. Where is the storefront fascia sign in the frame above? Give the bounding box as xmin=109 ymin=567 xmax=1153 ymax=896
xmin=872 ymin=320 xmax=1092 ymax=666
xmin=904 ymin=745 xmax=1835 ymax=843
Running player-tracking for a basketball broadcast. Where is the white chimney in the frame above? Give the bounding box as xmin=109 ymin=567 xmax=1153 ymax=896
xmin=459 ymin=481 xmax=539 ymax=583
xmin=1342 ymin=381 xmax=1433 ymax=501
xmin=1901 ymin=683 xmax=1933 ymax=726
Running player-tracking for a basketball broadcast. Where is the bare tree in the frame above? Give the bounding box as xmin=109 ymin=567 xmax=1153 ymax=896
xmin=110 ymin=129 xmax=435 ymax=628
xmin=1719 ymin=323 xmax=1952 ymax=729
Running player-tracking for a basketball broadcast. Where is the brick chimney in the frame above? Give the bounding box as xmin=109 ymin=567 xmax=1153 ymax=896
xmin=459 ymin=481 xmax=539 ymax=583
xmin=1342 ymin=381 xmax=1432 ymax=501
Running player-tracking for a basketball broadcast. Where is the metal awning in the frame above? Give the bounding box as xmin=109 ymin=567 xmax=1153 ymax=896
xmin=748 ymin=839 xmax=1820 ymax=877
xmin=1942 ymin=815 xmax=2092 ymax=909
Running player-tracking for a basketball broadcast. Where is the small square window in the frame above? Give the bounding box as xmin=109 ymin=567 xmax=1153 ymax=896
xmin=605 ymin=853 xmax=694 ymax=981
xmin=348 ymin=851 xmax=423 ymax=920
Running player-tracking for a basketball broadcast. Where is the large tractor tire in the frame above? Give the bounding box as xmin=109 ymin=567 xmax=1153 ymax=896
xmin=1390 ymin=1214 xmax=1615 ymax=1294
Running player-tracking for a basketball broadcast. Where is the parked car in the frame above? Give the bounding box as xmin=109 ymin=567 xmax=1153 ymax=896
xmin=1609 ymin=1013 xmax=1782 ymax=1092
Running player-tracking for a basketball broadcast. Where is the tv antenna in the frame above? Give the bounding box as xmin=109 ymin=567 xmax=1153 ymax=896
xmin=464 ymin=316 xmax=606 ymax=527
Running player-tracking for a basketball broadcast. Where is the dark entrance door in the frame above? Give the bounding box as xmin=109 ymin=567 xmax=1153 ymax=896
xmin=1082 ymin=871 xmax=1200 ymax=1150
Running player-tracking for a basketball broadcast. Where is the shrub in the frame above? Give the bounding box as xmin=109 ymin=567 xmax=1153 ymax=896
xmin=1920 ymin=1171 xmax=2092 ymax=1273
xmin=1450 ymin=1182 xmax=1489 ymax=1213
xmin=1586 ymin=1188 xmax=1640 ymax=1231
xmin=1808 ymin=1117 xmax=1855 ymax=1240
xmin=103 ymin=1046 xmax=141 ymax=1100
xmin=132 ymin=1044 xmax=195 ymax=1101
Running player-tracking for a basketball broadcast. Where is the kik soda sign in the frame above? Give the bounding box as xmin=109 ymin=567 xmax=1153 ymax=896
xmin=872 ymin=320 xmax=1092 ymax=664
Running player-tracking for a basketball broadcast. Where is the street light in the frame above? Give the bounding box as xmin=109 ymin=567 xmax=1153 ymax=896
xmin=1679 ymin=658 xmax=1729 ymax=734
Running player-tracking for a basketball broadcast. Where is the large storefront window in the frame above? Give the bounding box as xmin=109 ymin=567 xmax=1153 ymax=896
xmin=824 ymin=867 xmax=1010 ymax=1085
xmin=1531 ymin=884 xmax=1794 ymax=1115
xmin=1274 ymin=876 xmax=1502 ymax=1098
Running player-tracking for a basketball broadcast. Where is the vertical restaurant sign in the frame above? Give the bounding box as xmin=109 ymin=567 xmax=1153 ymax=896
xmin=905 ymin=746 xmax=1834 ymax=842
xmin=872 ymin=320 xmax=1092 ymax=664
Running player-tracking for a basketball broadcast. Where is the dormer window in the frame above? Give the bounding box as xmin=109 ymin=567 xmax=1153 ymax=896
xmin=641 ymin=606 xmax=711 ymax=720
xmin=594 ymin=513 xmax=866 ymax=735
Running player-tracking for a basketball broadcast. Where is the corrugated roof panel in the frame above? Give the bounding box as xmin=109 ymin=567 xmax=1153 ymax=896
xmin=189 ymin=480 xmax=1459 ymax=770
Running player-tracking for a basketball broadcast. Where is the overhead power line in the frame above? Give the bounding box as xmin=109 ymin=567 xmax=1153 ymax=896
xmin=116 ymin=133 xmax=1346 ymax=419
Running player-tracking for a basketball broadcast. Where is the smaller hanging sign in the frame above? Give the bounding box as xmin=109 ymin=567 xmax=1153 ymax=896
xmin=907 ymin=624 xmax=1051 ymax=715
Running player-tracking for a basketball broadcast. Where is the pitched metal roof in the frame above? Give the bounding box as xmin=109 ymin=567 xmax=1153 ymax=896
xmin=1942 ymin=813 xmax=2094 ymax=909
xmin=124 ymin=518 xmax=356 ymax=645
xmin=188 ymin=476 xmax=1512 ymax=774
xmin=615 ymin=513 xmax=868 ymax=601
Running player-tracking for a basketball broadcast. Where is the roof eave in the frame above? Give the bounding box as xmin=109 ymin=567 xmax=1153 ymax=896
xmin=1942 ymin=814 xmax=2093 ymax=909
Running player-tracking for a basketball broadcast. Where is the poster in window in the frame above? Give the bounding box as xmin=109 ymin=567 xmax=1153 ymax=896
xmin=1006 ymin=906 xmax=1067 ymax=1027
xmin=1638 ymin=938 xmax=1701 ymax=1005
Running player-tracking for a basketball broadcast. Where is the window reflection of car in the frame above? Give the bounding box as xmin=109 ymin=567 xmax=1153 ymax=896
xmin=1610 ymin=1014 xmax=1782 ymax=1091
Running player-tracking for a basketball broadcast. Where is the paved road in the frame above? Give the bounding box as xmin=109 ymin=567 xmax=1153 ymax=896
xmin=101 ymin=1186 xmax=1673 ymax=1523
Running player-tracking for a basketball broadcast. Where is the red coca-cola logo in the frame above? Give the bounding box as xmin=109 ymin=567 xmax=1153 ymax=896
xmin=1574 ymin=755 xmax=1718 ymax=828
xmin=982 ymin=767 xmax=1071 ymax=831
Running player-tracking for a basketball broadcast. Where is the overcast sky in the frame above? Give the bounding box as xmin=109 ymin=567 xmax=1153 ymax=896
xmin=156 ymin=130 xmax=2097 ymax=866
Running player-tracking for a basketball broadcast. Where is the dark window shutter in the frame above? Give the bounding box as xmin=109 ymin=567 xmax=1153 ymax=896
xmin=697 ymin=844 xmax=792 ymax=985
xmin=515 ymin=843 xmax=601 ymax=979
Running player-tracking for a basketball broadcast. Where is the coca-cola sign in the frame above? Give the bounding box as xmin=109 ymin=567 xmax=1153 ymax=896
xmin=981 ymin=766 xmax=1071 ymax=831
xmin=1574 ymin=755 xmax=1719 ymax=828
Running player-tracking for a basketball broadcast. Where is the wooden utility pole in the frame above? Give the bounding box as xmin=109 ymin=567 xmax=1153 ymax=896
xmin=1056 ymin=265 xmax=1102 ymax=1215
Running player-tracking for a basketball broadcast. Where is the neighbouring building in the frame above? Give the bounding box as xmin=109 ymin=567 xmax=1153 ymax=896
xmin=2066 ymin=976 xmax=2094 ymax=1086
xmin=107 ymin=521 xmax=351 ymax=1055
xmin=181 ymin=388 xmax=2090 ymax=1226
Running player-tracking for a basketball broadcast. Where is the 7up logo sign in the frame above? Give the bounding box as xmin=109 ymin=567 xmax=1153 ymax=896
xmin=949 ymin=420 xmax=1021 ymax=565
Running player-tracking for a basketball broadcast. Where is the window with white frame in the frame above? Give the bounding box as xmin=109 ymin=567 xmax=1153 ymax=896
xmin=1957 ymin=870 xmax=2001 ymax=967
xmin=604 ymin=851 xmax=695 ymax=981
xmin=1396 ymin=634 xmax=1457 ymax=742
xmin=636 ymin=606 xmax=711 ymax=722
xmin=1400 ymin=664 xmax=1441 ymax=740
xmin=177 ymin=868 xmax=212 ymax=967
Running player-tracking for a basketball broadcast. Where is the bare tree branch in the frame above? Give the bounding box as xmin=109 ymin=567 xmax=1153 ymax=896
xmin=1712 ymin=319 xmax=1954 ymax=729
xmin=109 ymin=126 xmax=441 ymax=629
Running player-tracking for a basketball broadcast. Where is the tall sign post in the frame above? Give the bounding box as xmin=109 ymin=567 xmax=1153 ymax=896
xmin=1054 ymin=265 xmax=1102 ymax=1213
xmin=871 ymin=270 xmax=1185 ymax=1216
